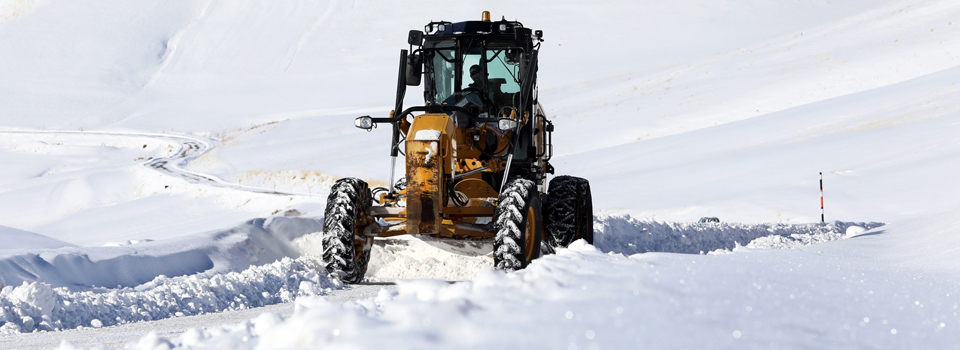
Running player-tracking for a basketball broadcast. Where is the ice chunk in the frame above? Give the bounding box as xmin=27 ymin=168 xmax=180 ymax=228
xmin=844 ymin=225 xmax=867 ymax=238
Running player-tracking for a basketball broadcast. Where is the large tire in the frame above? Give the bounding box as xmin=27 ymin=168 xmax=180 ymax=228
xmin=544 ymin=175 xmax=594 ymax=248
xmin=322 ymin=178 xmax=373 ymax=284
xmin=494 ymin=179 xmax=543 ymax=271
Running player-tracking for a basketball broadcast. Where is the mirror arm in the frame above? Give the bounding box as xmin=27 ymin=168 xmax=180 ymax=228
xmin=390 ymin=49 xmax=408 ymax=157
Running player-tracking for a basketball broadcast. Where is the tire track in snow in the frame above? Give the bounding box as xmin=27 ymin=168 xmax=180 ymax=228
xmin=0 ymin=130 xmax=310 ymax=196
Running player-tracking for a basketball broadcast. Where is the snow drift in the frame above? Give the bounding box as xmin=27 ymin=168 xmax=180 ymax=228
xmin=0 ymin=217 xmax=323 ymax=290
xmin=0 ymin=216 xmax=880 ymax=335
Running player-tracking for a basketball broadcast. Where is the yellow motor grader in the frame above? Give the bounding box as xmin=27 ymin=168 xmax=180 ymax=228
xmin=322 ymin=12 xmax=593 ymax=283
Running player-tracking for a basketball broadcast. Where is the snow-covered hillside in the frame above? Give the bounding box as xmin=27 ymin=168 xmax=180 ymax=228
xmin=2 ymin=0 xmax=960 ymax=348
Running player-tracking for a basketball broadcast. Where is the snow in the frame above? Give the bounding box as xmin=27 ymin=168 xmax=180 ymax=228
xmin=49 ymin=218 xmax=960 ymax=349
xmin=367 ymin=235 xmax=494 ymax=282
xmin=0 ymin=254 xmax=338 ymax=334
xmin=0 ymin=217 xmax=345 ymax=334
xmin=0 ymin=217 xmax=888 ymax=336
xmin=412 ymin=129 xmax=441 ymax=141
xmin=0 ymin=0 xmax=959 ymax=348
xmin=0 ymin=217 xmax=327 ymax=290
xmin=0 ymin=226 xmax=74 ymax=251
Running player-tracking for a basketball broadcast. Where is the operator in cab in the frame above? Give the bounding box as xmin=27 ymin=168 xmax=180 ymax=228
xmin=467 ymin=64 xmax=484 ymax=89
xmin=459 ymin=64 xmax=503 ymax=114
xmin=451 ymin=64 xmax=491 ymax=126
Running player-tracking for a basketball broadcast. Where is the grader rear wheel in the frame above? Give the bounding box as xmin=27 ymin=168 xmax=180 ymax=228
xmin=321 ymin=178 xmax=373 ymax=284
xmin=545 ymin=175 xmax=594 ymax=248
xmin=493 ymin=179 xmax=543 ymax=271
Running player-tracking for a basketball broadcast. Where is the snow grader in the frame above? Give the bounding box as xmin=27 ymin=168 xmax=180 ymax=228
xmin=322 ymin=12 xmax=593 ymax=283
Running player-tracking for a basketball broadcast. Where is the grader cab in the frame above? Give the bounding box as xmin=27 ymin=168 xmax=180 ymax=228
xmin=323 ymin=12 xmax=594 ymax=283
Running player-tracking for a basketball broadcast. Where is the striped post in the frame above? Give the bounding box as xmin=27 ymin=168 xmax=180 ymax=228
xmin=819 ymin=172 xmax=825 ymax=224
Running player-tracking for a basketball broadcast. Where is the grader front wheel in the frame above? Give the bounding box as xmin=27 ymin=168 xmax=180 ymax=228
xmin=493 ymin=179 xmax=543 ymax=271
xmin=321 ymin=178 xmax=373 ymax=284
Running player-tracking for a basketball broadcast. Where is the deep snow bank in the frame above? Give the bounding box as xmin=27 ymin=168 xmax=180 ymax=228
xmin=0 ymin=255 xmax=338 ymax=334
xmin=0 ymin=216 xmax=340 ymax=334
xmin=363 ymin=216 xmax=883 ymax=282
xmin=596 ymin=216 xmax=884 ymax=255
xmin=64 ymin=216 xmax=959 ymax=349
xmin=0 ymin=215 xmax=879 ymax=334
xmin=0 ymin=217 xmax=322 ymax=290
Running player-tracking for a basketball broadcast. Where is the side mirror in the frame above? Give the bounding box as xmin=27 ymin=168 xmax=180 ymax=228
xmin=405 ymin=53 xmax=422 ymax=86
xmin=355 ymin=116 xmax=374 ymax=130
xmin=408 ymin=30 xmax=424 ymax=46
xmin=505 ymin=49 xmax=520 ymax=64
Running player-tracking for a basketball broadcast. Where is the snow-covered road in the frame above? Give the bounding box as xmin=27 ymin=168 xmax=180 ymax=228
xmin=0 ymin=130 xmax=308 ymax=196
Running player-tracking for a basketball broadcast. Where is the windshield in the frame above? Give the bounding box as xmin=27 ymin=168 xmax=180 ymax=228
xmin=426 ymin=42 xmax=524 ymax=112
xmin=429 ymin=48 xmax=456 ymax=104
xmin=483 ymin=49 xmax=521 ymax=95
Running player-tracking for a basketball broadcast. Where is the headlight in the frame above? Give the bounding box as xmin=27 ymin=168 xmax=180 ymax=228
xmin=498 ymin=118 xmax=519 ymax=130
xmin=354 ymin=116 xmax=374 ymax=130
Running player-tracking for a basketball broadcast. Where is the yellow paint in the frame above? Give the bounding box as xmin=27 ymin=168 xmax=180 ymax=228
xmin=405 ymin=114 xmax=456 ymax=234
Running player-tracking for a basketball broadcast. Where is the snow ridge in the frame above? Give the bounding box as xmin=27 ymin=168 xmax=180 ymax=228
xmin=0 ymin=216 xmax=885 ymax=336
xmin=595 ymin=215 xmax=884 ymax=255
xmin=366 ymin=216 xmax=884 ymax=282
xmin=0 ymin=255 xmax=340 ymax=334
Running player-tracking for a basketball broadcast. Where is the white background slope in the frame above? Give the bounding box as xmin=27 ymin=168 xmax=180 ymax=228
xmin=1 ymin=0 xmax=959 ymax=348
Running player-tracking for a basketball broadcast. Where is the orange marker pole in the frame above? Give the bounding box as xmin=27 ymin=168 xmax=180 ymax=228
xmin=819 ymin=172 xmax=825 ymax=224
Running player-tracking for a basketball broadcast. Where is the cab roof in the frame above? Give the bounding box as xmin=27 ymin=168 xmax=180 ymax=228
xmin=423 ymin=19 xmax=535 ymax=49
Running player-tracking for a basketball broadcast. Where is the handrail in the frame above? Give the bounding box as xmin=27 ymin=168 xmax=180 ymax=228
xmin=370 ymin=105 xmax=500 ymax=124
